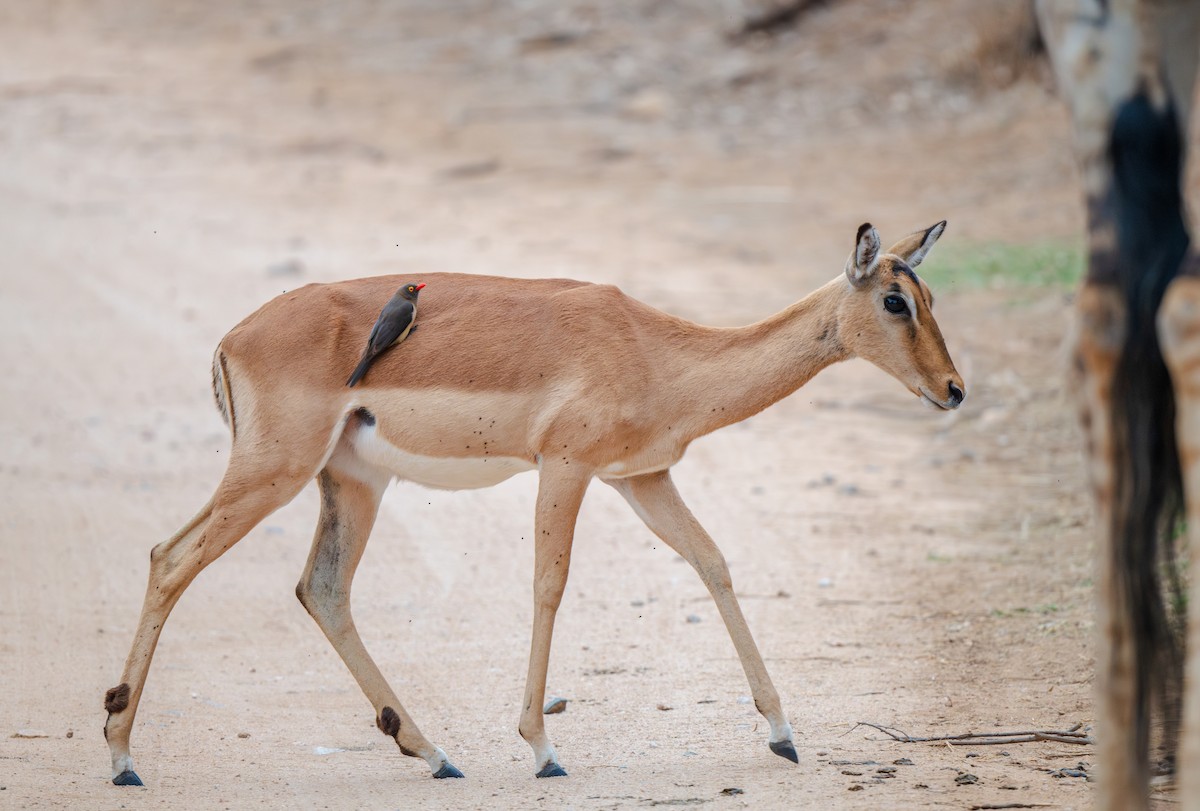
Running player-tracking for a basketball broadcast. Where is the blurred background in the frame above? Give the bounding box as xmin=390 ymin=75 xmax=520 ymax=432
xmin=3 ymin=1 xmax=1194 ymax=808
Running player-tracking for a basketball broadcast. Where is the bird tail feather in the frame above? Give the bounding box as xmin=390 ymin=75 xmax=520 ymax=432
xmin=346 ymin=354 xmax=372 ymax=387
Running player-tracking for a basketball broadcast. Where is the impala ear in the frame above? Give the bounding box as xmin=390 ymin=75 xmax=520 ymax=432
xmin=885 ymin=220 xmax=947 ymax=269
xmin=845 ymin=223 xmax=881 ymax=287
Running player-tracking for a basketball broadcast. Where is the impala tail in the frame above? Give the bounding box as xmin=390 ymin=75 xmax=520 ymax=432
xmin=1107 ymin=91 xmax=1190 ymax=768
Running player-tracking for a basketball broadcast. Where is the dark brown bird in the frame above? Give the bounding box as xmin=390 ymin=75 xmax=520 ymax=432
xmin=346 ymin=282 xmax=425 ymax=387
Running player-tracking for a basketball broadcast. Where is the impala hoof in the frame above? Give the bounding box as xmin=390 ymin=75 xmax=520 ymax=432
xmin=535 ymin=762 xmax=568 ymax=778
xmin=112 ymin=770 xmax=144 ymax=786
xmin=769 ymin=739 xmax=799 ymax=763
xmin=433 ymin=762 xmax=465 ymax=779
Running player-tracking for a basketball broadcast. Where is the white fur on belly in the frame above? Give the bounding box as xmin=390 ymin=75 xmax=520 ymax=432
xmin=350 ymin=422 xmax=535 ymax=490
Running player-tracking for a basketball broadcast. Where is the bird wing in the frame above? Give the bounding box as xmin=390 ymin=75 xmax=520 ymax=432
xmin=367 ymin=298 xmax=416 ymax=354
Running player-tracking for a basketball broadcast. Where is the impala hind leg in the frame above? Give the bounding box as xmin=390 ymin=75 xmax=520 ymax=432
xmin=607 ymin=470 xmax=797 ymax=764
xmin=103 ymin=452 xmax=314 ymax=786
xmin=517 ymin=461 xmax=591 ymax=777
xmin=1073 ymin=285 xmax=1147 ymax=809
xmin=295 ymin=458 xmax=462 ymax=778
xmin=1159 ymin=272 xmax=1200 ymax=804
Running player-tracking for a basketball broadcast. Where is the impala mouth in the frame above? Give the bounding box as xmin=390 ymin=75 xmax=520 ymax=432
xmin=919 ymin=388 xmax=955 ymax=411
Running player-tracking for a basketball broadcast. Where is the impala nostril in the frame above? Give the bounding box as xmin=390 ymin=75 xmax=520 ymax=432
xmin=948 ymin=382 xmax=965 ymax=405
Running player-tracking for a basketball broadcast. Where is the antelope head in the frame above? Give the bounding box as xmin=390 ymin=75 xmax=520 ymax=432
xmin=839 ymin=221 xmax=965 ymax=410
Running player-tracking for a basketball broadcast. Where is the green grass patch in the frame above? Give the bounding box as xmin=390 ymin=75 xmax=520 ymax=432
xmin=922 ymin=241 xmax=1084 ymax=291
xmin=989 ymin=603 xmax=1062 ymax=619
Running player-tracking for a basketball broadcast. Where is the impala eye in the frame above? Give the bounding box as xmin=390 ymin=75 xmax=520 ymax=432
xmin=884 ymin=295 xmax=908 ymax=315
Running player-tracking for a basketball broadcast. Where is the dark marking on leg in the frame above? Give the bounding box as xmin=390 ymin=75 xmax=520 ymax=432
xmin=769 ymin=739 xmax=799 ymax=763
xmin=377 ymin=705 xmax=401 ymax=738
xmin=399 ymin=742 xmax=421 ymax=758
xmin=104 ymin=683 xmax=131 ymax=714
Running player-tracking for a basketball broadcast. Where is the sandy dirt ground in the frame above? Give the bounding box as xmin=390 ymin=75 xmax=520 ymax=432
xmin=3 ymin=2 xmax=1197 ymax=809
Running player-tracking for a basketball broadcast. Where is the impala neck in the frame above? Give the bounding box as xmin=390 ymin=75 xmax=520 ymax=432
xmin=682 ymin=277 xmax=851 ymax=438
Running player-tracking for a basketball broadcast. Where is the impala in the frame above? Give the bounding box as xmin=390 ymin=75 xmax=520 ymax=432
xmin=104 ymin=221 xmax=964 ymax=785
xmin=1036 ymin=0 xmax=1200 ymax=806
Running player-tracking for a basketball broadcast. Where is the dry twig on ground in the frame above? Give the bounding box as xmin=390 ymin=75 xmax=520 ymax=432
xmin=852 ymin=721 xmax=1094 ymax=747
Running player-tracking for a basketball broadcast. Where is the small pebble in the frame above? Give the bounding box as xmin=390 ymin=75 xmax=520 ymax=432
xmin=686 ymin=614 xmax=702 ymax=623
xmin=954 ymin=773 xmax=979 ymax=785
xmin=818 ymin=578 xmax=834 ymax=588
xmin=847 ymin=784 xmax=864 ymax=791
xmin=11 ymin=730 xmax=48 ymax=739
xmin=736 ymin=696 xmax=752 ymax=705
xmin=237 ymin=732 xmax=251 ymax=739
xmin=65 ymin=731 xmax=73 ymax=739
xmin=720 ymin=787 xmax=744 ymax=796
xmin=656 ymin=704 xmax=672 ymax=711
xmin=543 ymin=697 xmax=568 ymax=715
xmin=893 ymin=758 xmax=914 ymax=765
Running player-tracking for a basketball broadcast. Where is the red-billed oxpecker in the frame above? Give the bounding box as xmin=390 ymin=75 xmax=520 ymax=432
xmin=346 ymin=282 xmax=425 ymax=387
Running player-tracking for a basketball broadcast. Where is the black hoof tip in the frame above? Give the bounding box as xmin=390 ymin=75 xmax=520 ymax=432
xmin=113 ymin=770 xmax=144 ymax=786
xmin=769 ymin=739 xmax=799 ymax=763
xmin=433 ymin=763 xmax=465 ymax=779
xmin=535 ymin=763 xmax=568 ymax=778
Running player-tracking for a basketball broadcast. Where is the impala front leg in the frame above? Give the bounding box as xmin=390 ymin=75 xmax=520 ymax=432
xmin=607 ymin=470 xmax=797 ymax=764
xmin=519 ymin=458 xmax=591 ymax=777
